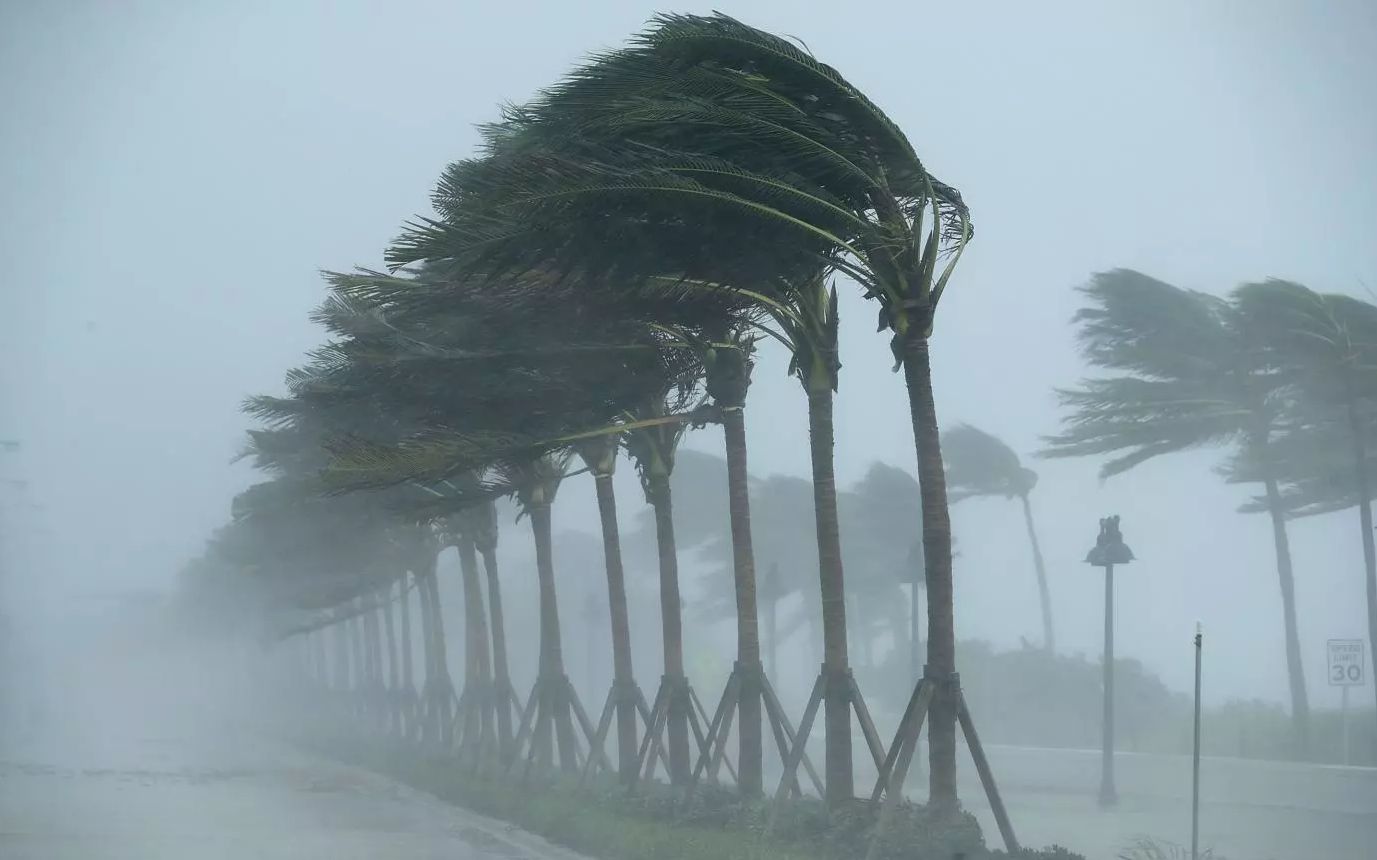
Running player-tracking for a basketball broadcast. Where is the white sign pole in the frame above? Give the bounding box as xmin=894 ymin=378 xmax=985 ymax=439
xmin=1325 ymin=639 xmax=1364 ymax=766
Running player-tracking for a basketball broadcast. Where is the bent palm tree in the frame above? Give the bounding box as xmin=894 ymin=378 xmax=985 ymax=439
xmin=1232 ymin=281 xmax=1377 ymax=729
xmin=572 ymin=433 xmax=647 ymax=786
xmin=497 ymin=453 xmax=583 ymax=772
xmin=943 ymin=424 xmax=1054 ymax=652
xmin=622 ymin=392 xmax=697 ymax=785
xmin=1044 ymin=269 xmax=1310 ymax=749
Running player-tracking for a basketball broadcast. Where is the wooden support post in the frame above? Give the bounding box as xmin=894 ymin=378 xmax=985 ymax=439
xmin=767 ymin=672 xmax=825 ymax=831
xmin=849 ymin=674 xmax=887 ymax=773
xmin=760 ymin=674 xmax=824 ymax=797
xmin=957 ymin=689 xmax=1019 ymax=853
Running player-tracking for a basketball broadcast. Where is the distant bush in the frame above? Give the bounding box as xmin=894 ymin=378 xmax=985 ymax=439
xmin=858 ymin=640 xmax=1375 ymax=765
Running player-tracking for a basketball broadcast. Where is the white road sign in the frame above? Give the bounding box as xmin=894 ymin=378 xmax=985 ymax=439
xmin=1327 ymin=639 xmax=1366 ymax=686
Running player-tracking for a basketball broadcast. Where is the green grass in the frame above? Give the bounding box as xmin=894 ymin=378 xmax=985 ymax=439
xmin=313 ymin=736 xmax=821 ymax=860
xmin=297 ymin=730 xmax=1080 ymax=860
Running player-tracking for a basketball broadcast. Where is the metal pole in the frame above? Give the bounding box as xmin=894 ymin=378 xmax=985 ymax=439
xmin=1341 ymin=684 xmax=1350 ymax=766
xmin=1099 ymin=564 xmax=1117 ymax=806
xmin=1192 ymin=623 xmax=1202 ymax=860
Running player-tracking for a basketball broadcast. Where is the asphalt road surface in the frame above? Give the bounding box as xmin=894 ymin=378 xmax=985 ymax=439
xmin=0 ymin=636 xmax=586 ymax=860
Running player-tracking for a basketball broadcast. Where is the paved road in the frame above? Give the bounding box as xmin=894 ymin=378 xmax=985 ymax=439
xmin=0 ymin=725 xmax=596 ymax=860
xmin=0 ymin=638 xmax=584 ymax=860
xmin=941 ymin=742 xmax=1375 ymax=860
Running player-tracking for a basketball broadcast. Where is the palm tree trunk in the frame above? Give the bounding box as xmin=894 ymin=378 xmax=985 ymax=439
xmin=332 ymin=619 xmax=350 ymax=692
xmin=415 ymin=572 xmax=436 ymax=739
xmin=420 ymin=561 xmax=454 ymax=746
xmin=382 ymin=580 xmax=401 ymax=735
xmin=648 ymin=473 xmax=692 ymax=785
xmin=458 ymin=534 xmax=494 ymax=750
xmin=901 ymin=333 xmax=958 ymax=812
xmin=530 ymin=503 xmax=579 ymax=772
xmin=1345 ymin=401 xmax=1377 ymax=736
xmin=593 ymin=471 xmax=639 ymax=786
xmin=476 ymin=537 xmax=514 ymax=758
xmin=355 ymin=602 xmax=371 ymax=704
xmin=398 ymin=574 xmax=415 ymax=737
xmin=1018 ymin=494 xmax=1056 ymax=653
xmin=1259 ymin=471 xmax=1311 ymax=752
xmin=722 ymin=405 xmax=764 ymax=795
xmin=363 ymin=601 xmax=383 ymax=731
xmin=806 ymin=384 xmax=853 ymax=802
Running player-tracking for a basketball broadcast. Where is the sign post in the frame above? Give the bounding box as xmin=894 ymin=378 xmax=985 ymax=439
xmin=1191 ymin=623 xmax=1203 ymax=860
xmin=1326 ymin=639 xmax=1365 ymax=765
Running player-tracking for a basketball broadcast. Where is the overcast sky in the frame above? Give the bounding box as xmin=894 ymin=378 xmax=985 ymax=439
xmin=2 ymin=0 xmax=1375 ymax=706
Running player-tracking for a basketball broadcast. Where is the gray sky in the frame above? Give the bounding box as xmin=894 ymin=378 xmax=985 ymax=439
xmin=2 ymin=0 xmax=1375 ymax=706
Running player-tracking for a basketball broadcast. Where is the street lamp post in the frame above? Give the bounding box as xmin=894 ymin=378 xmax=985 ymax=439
xmin=1085 ymin=515 xmax=1133 ymax=808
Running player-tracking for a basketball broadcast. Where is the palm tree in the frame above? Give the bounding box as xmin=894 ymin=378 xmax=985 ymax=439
xmin=445 ymin=513 xmax=496 ymax=760
xmin=1231 ymin=281 xmax=1377 ymax=728
xmin=454 ymin=491 xmax=517 ymax=759
xmin=1044 ymin=269 xmax=1310 ymax=748
xmin=496 ymin=453 xmax=584 ymax=772
xmin=659 ymin=325 xmax=769 ymax=794
xmin=943 ymin=424 xmax=1054 ymax=652
xmin=393 ymin=16 xmax=974 ymax=802
xmin=622 ymin=392 xmax=697 ymax=784
xmin=572 ymin=433 xmax=642 ymax=785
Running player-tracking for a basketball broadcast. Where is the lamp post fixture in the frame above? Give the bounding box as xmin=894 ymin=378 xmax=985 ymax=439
xmin=1086 ymin=515 xmax=1133 ymax=807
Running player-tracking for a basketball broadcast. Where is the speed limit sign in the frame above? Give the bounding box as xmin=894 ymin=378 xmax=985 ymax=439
xmin=1327 ymin=639 xmax=1366 ymax=686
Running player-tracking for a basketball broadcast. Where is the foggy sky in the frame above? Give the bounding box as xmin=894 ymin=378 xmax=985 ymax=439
xmin=3 ymin=0 xmax=1375 ymax=707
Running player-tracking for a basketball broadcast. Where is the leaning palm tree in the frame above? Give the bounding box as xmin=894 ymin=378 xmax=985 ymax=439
xmin=494 ymin=452 xmax=585 ymax=773
xmin=641 ymin=323 xmax=771 ymax=794
xmin=572 ymin=433 xmax=643 ymax=786
xmin=1044 ymin=269 xmax=1310 ymax=748
xmin=621 ymin=390 xmax=698 ymax=784
xmin=943 ymin=424 xmax=1054 ymax=652
xmin=393 ymin=14 xmax=975 ymax=805
xmin=1231 ymin=281 xmax=1377 ymax=727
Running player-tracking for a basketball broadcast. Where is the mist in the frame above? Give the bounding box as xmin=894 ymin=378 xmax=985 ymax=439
xmin=3 ymin=3 xmax=1376 ymax=860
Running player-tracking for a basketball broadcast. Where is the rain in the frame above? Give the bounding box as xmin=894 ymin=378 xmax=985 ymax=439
xmin=2 ymin=3 xmax=1375 ymax=859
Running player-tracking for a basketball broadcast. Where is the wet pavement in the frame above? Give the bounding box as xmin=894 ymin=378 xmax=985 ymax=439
xmin=0 ymin=736 xmax=589 ymax=860
xmin=0 ymin=636 xmax=584 ymax=860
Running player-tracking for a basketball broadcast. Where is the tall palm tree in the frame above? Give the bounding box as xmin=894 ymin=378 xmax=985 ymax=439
xmin=943 ymin=424 xmax=1054 ymax=652
xmin=572 ymin=433 xmax=641 ymax=785
xmin=497 ymin=452 xmax=582 ymax=772
xmin=1231 ymin=281 xmax=1377 ymax=727
xmin=453 ymin=491 xmax=517 ymax=759
xmin=1044 ymin=269 xmax=1310 ymax=748
xmin=646 ymin=325 xmax=770 ymax=794
xmin=622 ymin=392 xmax=696 ymax=784
xmin=447 ymin=514 xmax=496 ymax=759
